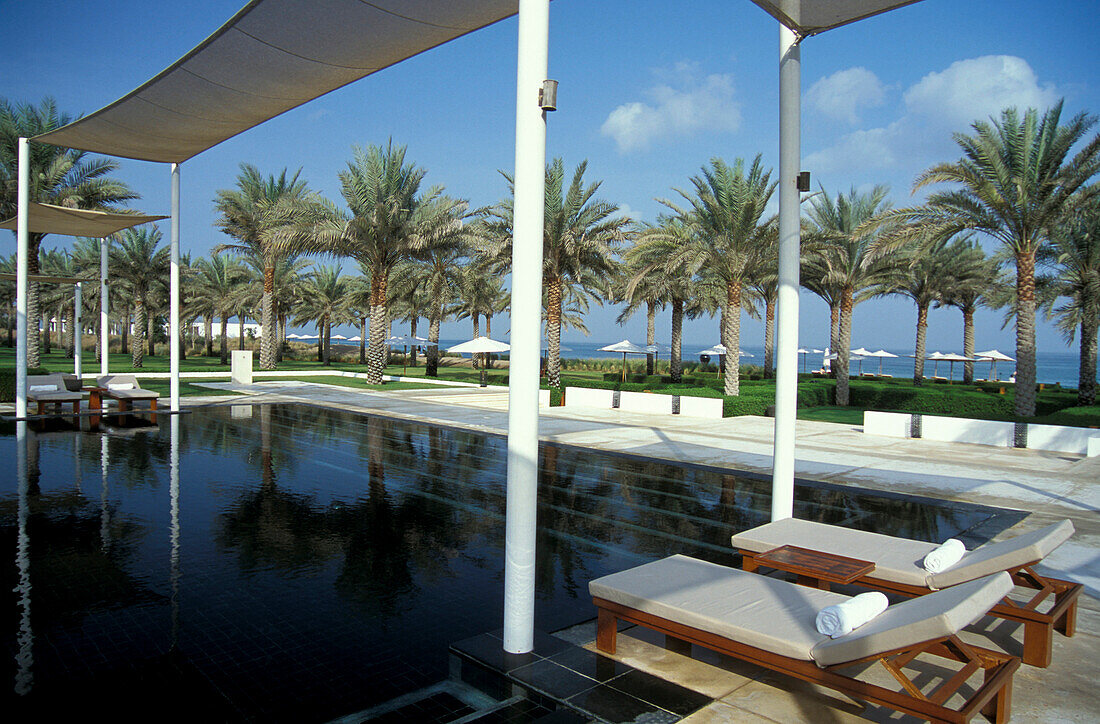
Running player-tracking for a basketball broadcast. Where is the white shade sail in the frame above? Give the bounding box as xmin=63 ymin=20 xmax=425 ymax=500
xmin=869 ymin=349 xmax=898 ymax=358
xmin=34 ymin=0 xmax=519 ymax=162
xmin=448 ymin=336 xmax=511 ymax=354
xmin=850 ymin=347 xmax=873 ymax=357
xmin=0 ymin=202 xmax=167 ymax=238
xmin=748 ymin=0 xmax=925 ymax=37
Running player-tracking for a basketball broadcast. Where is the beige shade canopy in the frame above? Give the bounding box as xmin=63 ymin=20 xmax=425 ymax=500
xmin=0 ymin=202 xmax=168 ymax=238
xmin=748 ymin=0 xmax=924 ymax=36
xmin=34 ymin=0 xmax=519 ymax=163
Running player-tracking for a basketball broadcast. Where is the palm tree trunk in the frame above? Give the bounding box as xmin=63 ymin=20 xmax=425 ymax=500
xmin=322 ymin=316 xmax=331 ymax=365
xmin=763 ymin=296 xmax=775 ymax=379
xmin=829 ymin=302 xmax=840 ymax=360
xmin=238 ymin=316 xmax=245 ymax=351
xmin=132 ymin=299 xmax=146 ymax=368
xmin=63 ymin=305 xmax=74 ymax=358
xmin=1079 ymin=314 xmax=1097 ymax=406
xmin=723 ymin=280 xmax=742 ymax=396
xmin=646 ymin=301 xmax=655 ymax=375
xmin=962 ymin=307 xmax=975 ymax=383
xmin=1014 ymin=251 xmax=1038 ymax=417
xmin=836 ymin=286 xmax=853 ymax=406
xmin=913 ymin=303 xmax=928 ymax=385
xmin=95 ymin=297 xmax=103 ymax=362
xmin=205 ymin=317 xmax=214 ymax=356
xmin=366 ymin=268 xmax=388 ymax=384
xmin=275 ymin=314 xmax=285 ymax=363
xmin=409 ymin=317 xmax=418 ymax=366
xmin=671 ymin=298 xmax=683 ymax=383
xmin=426 ymin=312 xmax=441 ymax=377
xmin=219 ymin=318 xmax=229 ymax=365
xmin=546 ymin=276 xmax=563 ymax=388
xmin=472 ymin=314 xmax=481 ymax=369
xmin=260 ymin=266 xmax=277 ymax=370
xmin=316 ymin=323 xmax=323 ymax=361
xmin=26 ymin=236 xmax=42 ymax=369
xmin=147 ymin=311 xmax=155 ymax=357
xmin=121 ymin=303 xmax=130 ymax=354
xmin=359 ymin=316 xmax=367 ymax=364
xmin=42 ymin=313 xmax=51 ymax=355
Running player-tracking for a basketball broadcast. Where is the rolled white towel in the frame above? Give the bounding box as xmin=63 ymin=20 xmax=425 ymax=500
xmin=923 ymin=538 xmax=966 ymax=573
xmin=815 ymin=591 xmax=889 ymax=638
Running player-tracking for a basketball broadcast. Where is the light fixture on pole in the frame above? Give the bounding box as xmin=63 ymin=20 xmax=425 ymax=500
xmin=539 ymin=79 xmax=558 ymax=111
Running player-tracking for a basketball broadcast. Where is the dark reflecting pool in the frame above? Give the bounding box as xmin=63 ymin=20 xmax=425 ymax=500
xmin=0 ymin=404 xmax=1023 ymax=721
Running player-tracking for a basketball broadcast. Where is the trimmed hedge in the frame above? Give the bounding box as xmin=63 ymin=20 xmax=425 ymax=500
xmin=848 ymin=384 xmax=1014 ymax=417
xmin=0 ymin=367 xmax=50 ymax=402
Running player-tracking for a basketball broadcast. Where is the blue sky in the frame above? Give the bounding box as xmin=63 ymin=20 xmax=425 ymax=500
xmin=3 ymin=0 xmax=1098 ymax=353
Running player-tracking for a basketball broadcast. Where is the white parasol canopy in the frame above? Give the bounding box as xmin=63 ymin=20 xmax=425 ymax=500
xmin=599 ymin=339 xmax=647 ymax=354
xmin=976 ymin=349 xmax=1014 ymax=381
xmin=868 ymin=349 xmax=898 ymax=375
xmin=330 ymin=334 xmax=348 ymax=341
xmin=448 ymin=336 xmax=511 ymax=354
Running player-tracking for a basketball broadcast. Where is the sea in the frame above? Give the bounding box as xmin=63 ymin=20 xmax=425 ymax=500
xmin=320 ymin=335 xmax=1096 ymax=390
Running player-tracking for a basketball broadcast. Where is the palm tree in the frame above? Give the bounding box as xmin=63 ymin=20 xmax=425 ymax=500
xmin=937 ymin=237 xmax=1000 ymax=383
xmin=662 ymin=156 xmax=776 ymax=395
xmin=70 ymin=237 xmax=108 ymax=361
xmin=804 ymin=185 xmax=905 ymax=405
xmin=294 ymin=265 xmax=350 ymax=366
xmin=882 ymin=229 xmax=952 ymax=384
xmin=905 ymin=102 xmax=1100 ymax=416
xmin=110 ymin=226 xmax=169 ymax=368
xmin=454 ymin=258 xmax=508 ymax=369
xmin=1039 ymin=198 xmax=1100 ymax=404
xmin=314 ymin=142 xmax=434 ymax=383
xmin=616 ymin=236 xmax=667 ymax=376
xmin=480 ymin=158 xmax=629 ymax=388
xmin=192 ymin=253 xmax=249 ymax=364
xmin=213 ymin=164 xmax=321 ymax=371
xmin=626 ymin=217 xmax=703 ymax=383
xmin=0 ymin=97 xmax=138 ymax=367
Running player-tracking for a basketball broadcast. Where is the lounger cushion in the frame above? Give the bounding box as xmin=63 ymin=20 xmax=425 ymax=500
xmin=590 ymin=554 xmax=842 ymax=660
xmin=731 ymin=518 xmax=1075 ymax=590
xmin=929 ymin=520 xmax=1074 ymax=588
xmin=812 ymin=572 xmax=1012 ymax=665
xmin=27 ymin=374 xmax=82 ymax=402
xmin=731 ymin=518 xmax=936 ymax=586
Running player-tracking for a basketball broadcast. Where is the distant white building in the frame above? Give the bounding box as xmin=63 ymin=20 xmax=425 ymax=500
xmin=191 ymin=318 xmax=262 ymax=338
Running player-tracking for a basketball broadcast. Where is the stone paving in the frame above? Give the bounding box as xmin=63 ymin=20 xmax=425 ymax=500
xmin=182 ymin=381 xmax=1100 ymax=722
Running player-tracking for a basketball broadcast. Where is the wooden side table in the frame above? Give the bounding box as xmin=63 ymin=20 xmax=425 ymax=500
xmin=748 ymin=545 xmax=875 ymax=591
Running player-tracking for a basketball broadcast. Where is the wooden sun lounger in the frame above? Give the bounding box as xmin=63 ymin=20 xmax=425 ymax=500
xmin=94 ymin=374 xmax=160 ymax=413
xmin=592 ymin=556 xmax=1018 ymax=724
xmin=26 ymin=373 xmax=83 ymax=415
xmin=733 ymin=519 xmax=1082 ymax=668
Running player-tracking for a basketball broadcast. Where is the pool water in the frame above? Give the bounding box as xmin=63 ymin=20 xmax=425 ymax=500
xmin=0 ymin=404 xmax=1023 ymax=721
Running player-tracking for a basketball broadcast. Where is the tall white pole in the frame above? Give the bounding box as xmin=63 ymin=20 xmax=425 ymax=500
xmin=74 ymin=282 xmax=83 ymax=376
xmin=16 ymin=137 xmax=30 ymax=419
xmin=100 ymin=237 xmax=109 ymax=376
xmin=771 ymin=23 xmax=801 ymax=522
xmin=170 ymin=163 xmax=181 ymax=412
xmin=503 ymin=0 xmax=549 ymax=655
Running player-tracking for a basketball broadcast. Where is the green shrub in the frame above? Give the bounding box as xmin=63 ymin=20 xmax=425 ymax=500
xmin=722 ymin=395 xmax=770 ymax=417
xmin=850 ymin=384 xmax=1015 ymax=417
xmin=0 ymin=367 xmax=51 ymax=402
xmin=549 ymin=387 xmax=564 ymax=406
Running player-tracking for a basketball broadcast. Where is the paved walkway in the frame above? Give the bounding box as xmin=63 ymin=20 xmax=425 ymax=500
xmin=188 ymin=381 xmax=1098 ymax=723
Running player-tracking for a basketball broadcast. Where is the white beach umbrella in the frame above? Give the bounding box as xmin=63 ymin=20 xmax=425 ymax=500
xmin=347 ymin=335 xmax=362 ymax=343
xmin=975 ymin=349 xmax=1014 ymax=381
xmin=868 ymin=349 xmax=898 ymax=375
xmin=849 ymin=347 xmax=872 ymax=375
xmin=926 ymin=351 xmax=946 ymax=377
xmin=938 ymin=352 xmax=975 ymax=381
xmin=330 ymin=334 xmax=348 ymax=341
xmin=697 ymin=344 xmax=727 ymax=356
xmin=447 ymin=336 xmax=511 ymax=354
xmin=285 ymin=333 xmax=302 ymax=340
xmin=599 ymin=339 xmax=648 ymax=381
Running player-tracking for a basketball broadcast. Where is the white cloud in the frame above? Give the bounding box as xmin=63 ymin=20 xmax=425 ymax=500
xmin=904 ymin=56 xmax=1059 ymax=129
xmin=601 ymin=64 xmax=741 ymax=152
xmin=806 ymin=67 xmax=886 ymax=124
xmin=805 ymin=55 xmax=1060 ymax=175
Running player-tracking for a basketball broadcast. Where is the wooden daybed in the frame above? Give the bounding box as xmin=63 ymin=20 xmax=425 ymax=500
xmin=591 ymin=555 xmax=1018 ymax=723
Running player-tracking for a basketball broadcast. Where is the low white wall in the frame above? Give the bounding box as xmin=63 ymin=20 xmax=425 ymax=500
xmin=538 ymin=389 xmax=550 ymax=406
xmin=565 ymin=387 xmax=616 ymax=408
xmin=618 ymin=391 xmax=671 ymax=414
xmin=921 ymin=415 xmax=1015 ymax=447
xmin=864 ymin=411 xmax=910 ymax=438
xmin=230 ymin=350 xmax=253 ymax=385
xmin=863 ymin=410 xmax=1100 ymax=457
xmin=1027 ymin=423 xmax=1100 ymax=456
xmin=676 ymin=395 xmax=724 ymax=418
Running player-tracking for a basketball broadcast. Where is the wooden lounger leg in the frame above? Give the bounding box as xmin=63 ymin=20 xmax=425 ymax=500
xmin=119 ymin=399 xmax=131 ymax=413
xmin=741 ymin=551 xmax=759 ymax=572
xmin=72 ymin=400 xmax=80 ymax=415
xmin=1055 ymin=590 xmax=1079 ymax=637
xmin=1022 ymin=619 xmax=1052 ymax=668
xmin=597 ymin=607 xmax=618 ymax=655
xmin=150 ymin=398 xmax=157 ymax=411
xmin=982 ymin=664 xmax=1014 ymax=724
